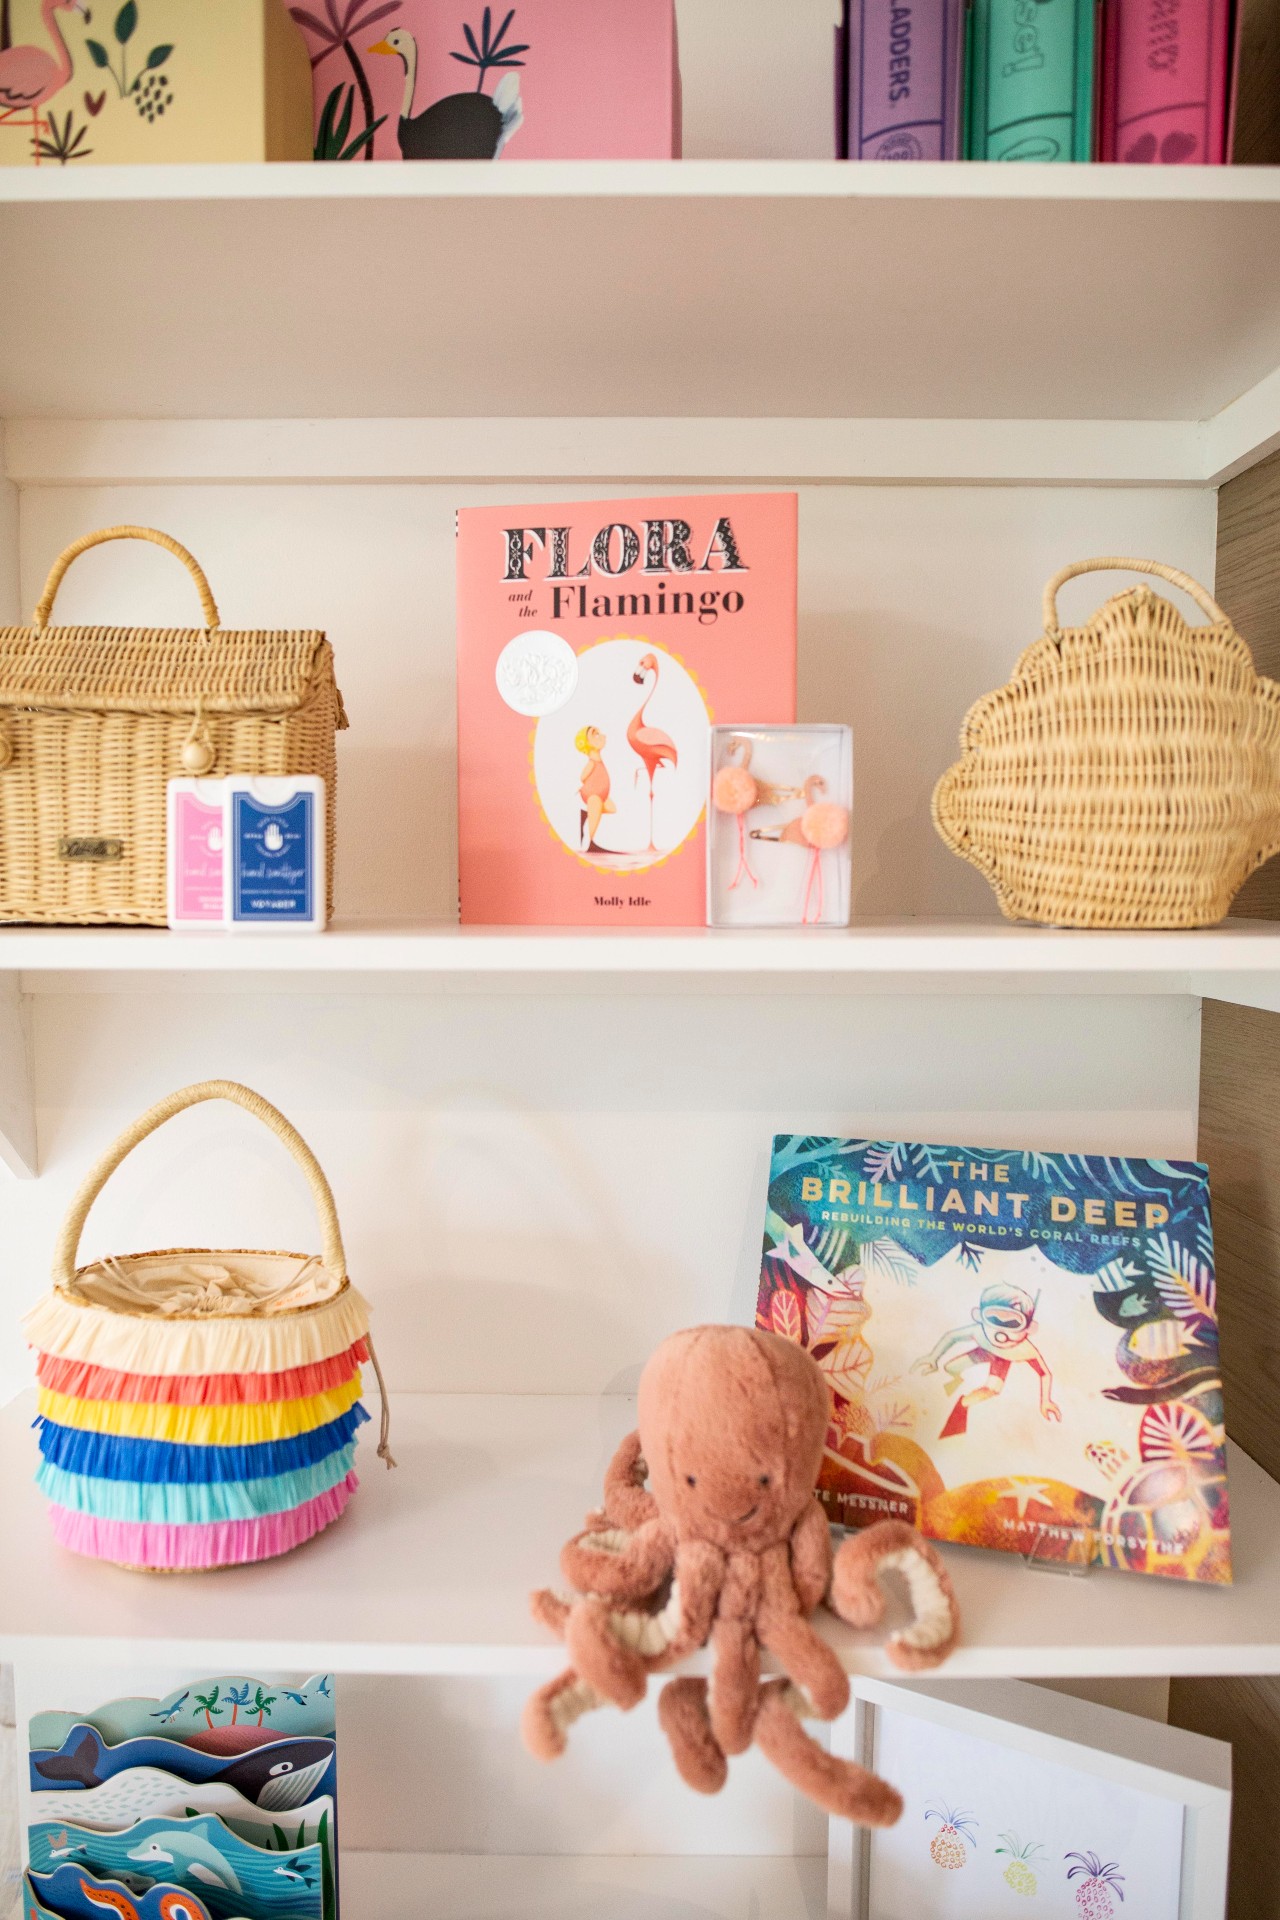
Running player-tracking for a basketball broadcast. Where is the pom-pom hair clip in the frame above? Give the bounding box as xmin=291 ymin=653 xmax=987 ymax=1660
xmin=711 ymin=736 xmax=806 ymax=891
xmin=750 ymin=774 xmax=850 ymax=924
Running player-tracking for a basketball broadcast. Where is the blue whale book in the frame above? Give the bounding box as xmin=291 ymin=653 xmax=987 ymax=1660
xmin=28 ymin=1676 xmax=339 ymax=1920
xmin=756 ymin=1136 xmax=1229 ymax=1582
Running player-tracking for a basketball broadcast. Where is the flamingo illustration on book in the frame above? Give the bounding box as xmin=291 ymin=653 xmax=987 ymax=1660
xmin=628 ymin=651 xmax=678 ymax=854
xmin=0 ymin=0 xmax=85 ymax=163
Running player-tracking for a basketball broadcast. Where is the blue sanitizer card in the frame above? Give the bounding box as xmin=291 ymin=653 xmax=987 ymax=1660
xmin=227 ymin=783 xmax=323 ymax=928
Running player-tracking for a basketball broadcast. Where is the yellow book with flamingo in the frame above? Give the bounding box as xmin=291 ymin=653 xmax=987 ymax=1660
xmin=456 ymin=493 xmax=797 ymax=925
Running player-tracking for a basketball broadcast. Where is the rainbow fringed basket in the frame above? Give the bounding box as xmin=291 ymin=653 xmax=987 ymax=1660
xmin=22 ymin=1080 xmax=393 ymax=1572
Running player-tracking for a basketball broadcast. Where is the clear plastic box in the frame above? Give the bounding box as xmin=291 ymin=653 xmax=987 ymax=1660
xmin=707 ymin=724 xmax=852 ymax=928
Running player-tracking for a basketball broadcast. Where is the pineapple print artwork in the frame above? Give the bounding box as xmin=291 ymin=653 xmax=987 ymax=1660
xmin=996 ymin=1832 xmax=1046 ymax=1895
xmin=1066 ymin=1851 xmax=1127 ymax=1916
xmin=924 ymin=1801 xmax=977 ymax=1869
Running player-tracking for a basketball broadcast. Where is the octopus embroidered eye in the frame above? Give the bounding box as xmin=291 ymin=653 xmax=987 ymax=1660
xmin=759 ymin=1475 xmax=770 ymax=1487
xmin=685 ymin=1474 xmax=696 ymax=1487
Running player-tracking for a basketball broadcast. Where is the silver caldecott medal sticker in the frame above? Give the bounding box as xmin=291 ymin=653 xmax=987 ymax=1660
xmin=494 ymin=630 xmax=579 ymax=717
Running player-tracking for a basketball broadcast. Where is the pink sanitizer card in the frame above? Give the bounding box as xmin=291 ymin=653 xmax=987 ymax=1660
xmin=167 ymin=780 xmax=225 ymax=929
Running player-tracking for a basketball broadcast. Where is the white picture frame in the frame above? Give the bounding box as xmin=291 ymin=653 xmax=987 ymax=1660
xmin=828 ymin=1677 xmax=1231 ymax=1920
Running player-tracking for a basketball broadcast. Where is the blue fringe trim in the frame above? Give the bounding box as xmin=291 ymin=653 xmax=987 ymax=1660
xmin=34 ymin=1404 xmax=369 ymax=1483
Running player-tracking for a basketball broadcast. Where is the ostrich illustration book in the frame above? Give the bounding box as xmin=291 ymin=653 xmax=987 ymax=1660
xmin=294 ymin=0 xmax=679 ymax=161
xmin=756 ymin=1136 xmax=1231 ymax=1582
xmin=457 ymin=492 xmax=797 ymax=925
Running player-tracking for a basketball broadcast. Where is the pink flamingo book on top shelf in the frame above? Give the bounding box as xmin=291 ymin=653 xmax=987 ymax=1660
xmin=456 ymin=493 xmax=798 ymax=926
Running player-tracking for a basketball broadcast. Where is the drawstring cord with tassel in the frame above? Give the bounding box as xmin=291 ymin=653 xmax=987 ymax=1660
xmin=365 ymin=1331 xmax=398 ymax=1469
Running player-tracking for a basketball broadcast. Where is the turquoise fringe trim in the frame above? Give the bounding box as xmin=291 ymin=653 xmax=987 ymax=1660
xmin=36 ymin=1441 xmax=358 ymax=1524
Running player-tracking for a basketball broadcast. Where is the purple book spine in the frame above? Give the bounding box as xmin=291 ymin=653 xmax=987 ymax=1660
xmin=848 ymin=0 xmax=964 ymax=160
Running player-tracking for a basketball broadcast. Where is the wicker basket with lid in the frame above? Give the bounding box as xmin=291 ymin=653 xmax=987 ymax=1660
xmin=932 ymin=557 xmax=1280 ymax=929
xmin=0 ymin=525 xmax=346 ymax=925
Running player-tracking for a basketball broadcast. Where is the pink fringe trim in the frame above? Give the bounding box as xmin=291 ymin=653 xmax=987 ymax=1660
xmin=46 ymin=1472 xmax=359 ymax=1569
xmin=35 ymin=1339 xmax=370 ymax=1407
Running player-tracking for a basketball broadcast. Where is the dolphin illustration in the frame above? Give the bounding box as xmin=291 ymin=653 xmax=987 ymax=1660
xmin=128 ymin=1833 xmax=242 ymax=1894
xmin=34 ymin=1731 xmax=332 ymax=1813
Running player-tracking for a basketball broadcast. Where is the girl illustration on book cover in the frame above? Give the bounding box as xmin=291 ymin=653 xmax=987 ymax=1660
xmin=576 ymin=725 xmax=616 ymax=853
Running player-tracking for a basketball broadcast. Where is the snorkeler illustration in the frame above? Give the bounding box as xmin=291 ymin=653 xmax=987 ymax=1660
xmin=912 ymin=1283 xmax=1061 ymax=1438
xmin=576 ymin=725 xmax=617 ymax=852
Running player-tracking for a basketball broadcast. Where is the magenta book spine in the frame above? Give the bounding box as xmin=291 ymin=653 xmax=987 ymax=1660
xmin=1100 ymin=0 xmax=1231 ymax=164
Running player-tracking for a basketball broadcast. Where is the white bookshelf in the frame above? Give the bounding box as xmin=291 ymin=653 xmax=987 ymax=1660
xmin=2 ymin=1 xmax=1278 ymax=1902
xmin=3 ymin=162 xmax=1280 ymax=481
xmin=1 ymin=1393 xmax=1273 ymax=1679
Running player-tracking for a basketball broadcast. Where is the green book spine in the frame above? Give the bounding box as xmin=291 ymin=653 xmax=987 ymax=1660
xmin=966 ymin=0 xmax=1096 ymax=160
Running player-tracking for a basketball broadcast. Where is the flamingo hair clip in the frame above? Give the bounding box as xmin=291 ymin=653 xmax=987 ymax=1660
xmin=712 ymin=736 xmax=763 ymax=889
xmin=750 ymin=774 xmax=850 ymax=924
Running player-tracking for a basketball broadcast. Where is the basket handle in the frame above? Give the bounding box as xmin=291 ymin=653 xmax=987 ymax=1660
xmin=53 ymin=1081 xmax=346 ymax=1287
xmin=33 ymin=526 xmax=221 ymax=633
xmin=1043 ymin=557 xmax=1229 ymax=638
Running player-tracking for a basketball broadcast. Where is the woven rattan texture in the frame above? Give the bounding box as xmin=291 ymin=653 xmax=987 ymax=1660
xmin=0 ymin=529 xmax=345 ymax=925
xmin=933 ymin=559 xmax=1280 ymax=929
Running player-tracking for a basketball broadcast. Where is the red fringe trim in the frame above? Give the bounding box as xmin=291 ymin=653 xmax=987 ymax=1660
xmin=35 ymin=1339 xmax=370 ymax=1407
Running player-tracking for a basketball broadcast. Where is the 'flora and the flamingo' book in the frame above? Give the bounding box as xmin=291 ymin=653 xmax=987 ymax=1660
xmin=756 ymin=1136 xmax=1230 ymax=1583
xmin=457 ymin=493 xmax=798 ymax=925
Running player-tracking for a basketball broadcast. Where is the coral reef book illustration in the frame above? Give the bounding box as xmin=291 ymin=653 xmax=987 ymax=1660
xmin=756 ymin=1138 xmax=1229 ymax=1584
xmin=457 ymin=492 xmax=798 ymax=926
xmin=25 ymin=1674 xmax=338 ymax=1920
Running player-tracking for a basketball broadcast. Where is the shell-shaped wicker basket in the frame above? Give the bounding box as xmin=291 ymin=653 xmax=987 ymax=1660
xmin=22 ymin=1081 xmax=393 ymax=1573
xmin=932 ymin=558 xmax=1280 ymax=929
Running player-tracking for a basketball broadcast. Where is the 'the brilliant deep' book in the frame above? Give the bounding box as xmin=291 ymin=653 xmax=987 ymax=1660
xmin=757 ymin=1137 xmax=1229 ymax=1582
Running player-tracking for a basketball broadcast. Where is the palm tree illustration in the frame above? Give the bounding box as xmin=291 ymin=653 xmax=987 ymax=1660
xmin=289 ymin=0 xmax=400 ymax=160
xmin=194 ymin=1686 xmax=223 ymax=1729
xmin=451 ymin=8 xmax=528 ymax=93
xmin=225 ymin=1682 xmax=253 ymax=1726
xmin=253 ymin=1686 xmax=277 ymax=1728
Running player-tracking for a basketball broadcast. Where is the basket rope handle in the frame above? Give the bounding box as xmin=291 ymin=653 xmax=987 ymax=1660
xmin=33 ymin=526 xmax=221 ymax=633
xmin=52 ymin=1081 xmax=345 ymax=1287
xmin=1043 ymin=558 xmax=1229 ymax=638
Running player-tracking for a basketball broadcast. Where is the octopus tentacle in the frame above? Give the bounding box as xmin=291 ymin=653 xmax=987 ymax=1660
xmin=522 ymin=1667 xmax=605 ymax=1761
xmin=829 ymin=1520 xmax=959 ymax=1673
xmin=659 ymin=1676 xmax=727 ymax=1794
xmin=560 ymin=1515 xmax=674 ymax=1605
xmin=754 ymin=1680 xmax=903 ymax=1827
xmin=598 ymin=1429 xmax=660 ymax=1531
xmin=707 ymin=1616 xmax=759 ymax=1756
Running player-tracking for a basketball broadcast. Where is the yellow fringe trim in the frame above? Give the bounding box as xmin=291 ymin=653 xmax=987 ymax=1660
xmin=37 ymin=1375 xmax=362 ymax=1446
xmin=24 ymin=1283 xmax=372 ymax=1377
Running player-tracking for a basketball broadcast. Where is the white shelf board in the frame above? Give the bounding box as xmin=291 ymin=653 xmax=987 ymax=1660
xmin=5 ymin=919 xmax=1280 ymax=1006
xmin=4 ymin=163 xmax=1280 ymax=474
xmin=1 ymin=1392 xmax=1276 ymax=1678
xmin=340 ymin=1851 xmax=825 ymax=1920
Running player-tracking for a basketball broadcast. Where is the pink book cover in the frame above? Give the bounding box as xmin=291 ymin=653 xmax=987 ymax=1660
xmin=294 ymin=0 xmax=679 ymax=161
xmin=1100 ymin=0 xmax=1231 ymax=163
xmin=457 ymin=493 xmax=798 ymax=927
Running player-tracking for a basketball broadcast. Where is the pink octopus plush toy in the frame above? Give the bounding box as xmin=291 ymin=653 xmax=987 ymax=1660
xmin=524 ymin=1324 xmax=958 ymax=1825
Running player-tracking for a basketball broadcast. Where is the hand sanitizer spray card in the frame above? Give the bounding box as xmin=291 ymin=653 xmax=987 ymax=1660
xmin=166 ymin=780 xmax=226 ymax=930
xmin=225 ymin=778 xmax=326 ymax=931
